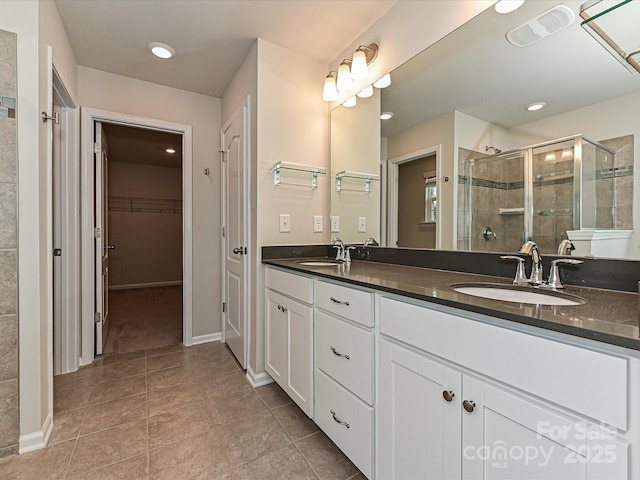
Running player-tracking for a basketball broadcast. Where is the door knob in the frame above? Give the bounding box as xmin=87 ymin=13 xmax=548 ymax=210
xmin=232 ymin=247 xmax=244 ymax=255
xmin=106 ymin=244 xmax=116 ymax=250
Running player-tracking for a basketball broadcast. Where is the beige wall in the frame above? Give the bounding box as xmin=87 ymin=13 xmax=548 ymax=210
xmin=330 ymin=90 xmax=381 ymax=243
xmin=108 ymin=162 xmax=182 ymax=288
xmin=78 ymin=67 xmax=222 ymax=338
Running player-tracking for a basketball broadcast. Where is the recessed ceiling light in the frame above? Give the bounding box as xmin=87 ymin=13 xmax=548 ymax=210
xmin=148 ymin=42 xmax=175 ymax=59
xmin=526 ymin=102 xmax=546 ymax=111
xmin=166 ymin=148 xmax=176 ymax=154
xmin=380 ymin=112 xmax=394 ymax=120
xmin=494 ymin=0 xmax=525 ymax=14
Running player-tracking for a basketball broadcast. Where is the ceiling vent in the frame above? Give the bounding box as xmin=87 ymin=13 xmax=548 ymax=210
xmin=506 ymin=5 xmax=575 ymax=47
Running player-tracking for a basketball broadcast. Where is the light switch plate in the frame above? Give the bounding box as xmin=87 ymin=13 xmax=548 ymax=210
xmin=313 ymin=215 xmax=323 ymax=233
xmin=358 ymin=216 xmax=366 ymax=233
xmin=330 ymin=216 xmax=340 ymax=233
xmin=279 ymin=214 xmax=291 ymax=233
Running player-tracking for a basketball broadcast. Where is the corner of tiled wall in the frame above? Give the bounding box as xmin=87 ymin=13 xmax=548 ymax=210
xmin=0 ymin=28 xmax=19 ymax=459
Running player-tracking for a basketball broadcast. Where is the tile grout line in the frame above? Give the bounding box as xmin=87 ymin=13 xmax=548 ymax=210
xmin=61 ymin=406 xmax=88 ymax=479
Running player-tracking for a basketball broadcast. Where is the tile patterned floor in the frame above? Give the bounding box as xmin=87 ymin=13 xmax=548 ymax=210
xmin=0 ymin=342 xmax=365 ymax=479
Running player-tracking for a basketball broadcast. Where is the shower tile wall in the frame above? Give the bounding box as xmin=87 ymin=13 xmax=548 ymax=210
xmin=601 ymin=135 xmax=634 ymax=230
xmin=0 ymin=29 xmax=19 ymax=458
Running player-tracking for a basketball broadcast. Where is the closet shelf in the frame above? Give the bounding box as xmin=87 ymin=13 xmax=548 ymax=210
xmin=273 ymin=161 xmax=326 ymax=189
xmin=336 ymin=170 xmax=380 ymax=193
xmin=109 ymin=196 xmax=182 ymax=214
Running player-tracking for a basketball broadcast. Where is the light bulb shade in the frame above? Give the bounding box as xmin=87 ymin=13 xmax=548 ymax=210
xmin=373 ymin=73 xmax=391 ymax=89
xmin=351 ymin=49 xmax=368 ymax=80
xmin=322 ymin=74 xmax=338 ymax=102
xmin=343 ymin=96 xmax=357 ymax=107
xmin=336 ymin=62 xmax=353 ymax=91
xmin=357 ymin=85 xmax=374 ymax=98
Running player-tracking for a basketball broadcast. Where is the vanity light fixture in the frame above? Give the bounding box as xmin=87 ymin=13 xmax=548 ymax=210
xmin=343 ymin=96 xmax=357 ymax=107
xmin=148 ymin=42 xmax=175 ymax=59
xmin=526 ymin=101 xmax=546 ymax=111
xmin=166 ymin=148 xmax=176 ymax=154
xmin=380 ymin=111 xmax=394 ymax=120
xmin=322 ymin=72 xmax=338 ymax=101
xmin=336 ymin=60 xmax=353 ymax=91
xmin=373 ymin=73 xmax=391 ymax=89
xmin=351 ymin=43 xmax=379 ymax=80
xmin=357 ymin=85 xmax=374 ymax=98
xmin=494 ymin=0 xmax=525 ymax=14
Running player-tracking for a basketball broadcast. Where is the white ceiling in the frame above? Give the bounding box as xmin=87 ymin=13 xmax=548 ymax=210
xmin=54 ymin=0 xmax=397 ymax=98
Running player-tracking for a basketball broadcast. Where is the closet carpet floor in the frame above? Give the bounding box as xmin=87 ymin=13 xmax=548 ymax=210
xmin=103 ymin=286 xmax=183 ymax=355
xmin=0 ymin=342 xmax=365 ymax=479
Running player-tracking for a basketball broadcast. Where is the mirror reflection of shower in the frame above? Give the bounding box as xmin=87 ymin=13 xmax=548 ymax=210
xmin=485 ymin=146 xmax=502 ymax=154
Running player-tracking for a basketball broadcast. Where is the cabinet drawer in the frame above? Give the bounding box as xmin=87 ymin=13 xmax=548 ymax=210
xmin=316 ymin=310 xmax=374 ymax=404
xmin=380 ymin=296 xmax=628 ymax=430
xmin=314 ymin=369 xmax=373 ymax=479
xmin=315 ymin=280 xmax=373 ymax=327
xmin=265 ymin=267 xmax=313 ymax=304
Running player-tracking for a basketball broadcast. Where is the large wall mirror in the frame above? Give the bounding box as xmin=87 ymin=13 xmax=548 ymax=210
xmin=330 ymin=0 xmax=640 ymax=259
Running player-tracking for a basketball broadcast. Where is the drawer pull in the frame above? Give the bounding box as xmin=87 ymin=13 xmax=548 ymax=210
xmin=330 ymin=346 xmax=351 ymax=360
xmin=330 ymin=409 xmax=350 ymax=429
xmin=463 ymin=400 xmax=476 ymax=413
xmin=329 ymin=296 xmax=350 ymax=306
xmin=442 ymin=390 xmax=455 ymax=403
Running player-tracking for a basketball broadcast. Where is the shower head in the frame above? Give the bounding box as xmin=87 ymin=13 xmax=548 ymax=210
xmin=485 ymin=146 xmax=502 ymax=154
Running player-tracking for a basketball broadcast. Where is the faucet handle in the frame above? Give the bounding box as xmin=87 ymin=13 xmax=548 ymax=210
xmin=332 ymin=244 xmax=343 ymax=261
xmin=345 ymin=246 xmax=356 ymax=263
xmin=500 ymin=255 xmax=527 ymax=285
xmin=547 ymin=259 xmax=583 ymax=290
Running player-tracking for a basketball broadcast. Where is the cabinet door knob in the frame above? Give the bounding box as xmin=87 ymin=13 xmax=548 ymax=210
xmin=463 ymin=400 xmax=476 ymax=413
xmin=330 ymin=346 xmax=350 ymax=360
xmin=442 ymin=390 xmax=455 ymax=403
xmin=329 ymin=296 xmax=350 ymax=306
xmin=330 ymin=409 xmax=350 ymax=429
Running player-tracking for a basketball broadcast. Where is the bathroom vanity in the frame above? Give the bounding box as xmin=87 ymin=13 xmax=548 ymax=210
xmin=263 ymin=247 xmax=640 ymax=479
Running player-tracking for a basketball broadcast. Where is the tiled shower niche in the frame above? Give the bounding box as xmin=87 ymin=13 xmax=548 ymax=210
xmin=458 ymin=134 xmax=633 ymax=255
xmin=0 ymin=28 xmax=19 ymax=458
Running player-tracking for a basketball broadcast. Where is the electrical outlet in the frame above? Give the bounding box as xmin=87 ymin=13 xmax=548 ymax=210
xmin=313 ymin=215 xmax=323 ymax=233
xmin=330 ymin=216 xmax=340 ymax=233
xmin=358 ymin=216 xmax=366 ymax=233
xmin=279 ymin=214 xmax=291 ymax=233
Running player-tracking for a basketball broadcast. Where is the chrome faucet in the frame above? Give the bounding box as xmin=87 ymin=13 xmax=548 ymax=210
xmin=557 ymin=239 xmax=575 ymax=255
xmin=364 ymin=237 xmax=379 ymax=247
xmin=332 ymin=238 xmax=345 ymax=261
xmin=519 ymin=241 xmax=544 ymax=285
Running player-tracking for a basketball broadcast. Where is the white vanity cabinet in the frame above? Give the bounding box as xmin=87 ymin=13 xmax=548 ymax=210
xmin=313 ymin=279 xmax=375 ymax=479
xmin=264 ymin=267 xmax=314 ymax=417
xmin=378 ymin=296 xmax=632 ymax=480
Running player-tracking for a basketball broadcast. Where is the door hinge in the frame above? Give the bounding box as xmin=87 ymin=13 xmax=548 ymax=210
xmin=222 ymin=226 xmax=227 ymax=238
xmin=222 ymin=302 xmax=226 ymax=313
xmin=94 ymin=312 xmax=101 ymax=324
xmin=53 ymin=248 xmax=62 ymax=257
xmin=94 ymin=227 xmax=101 ymax=238
xmin=94 ymin=142 xmax=101 ymax=154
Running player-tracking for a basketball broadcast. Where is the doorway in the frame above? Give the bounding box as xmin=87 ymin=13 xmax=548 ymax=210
xmin=80 ymin=108 xmax=194 ymax=366
xmin=99 ymin=123 xmax=184 ymax=355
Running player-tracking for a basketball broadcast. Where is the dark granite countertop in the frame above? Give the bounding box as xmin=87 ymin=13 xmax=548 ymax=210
xmin=264 ymin=257 xmax=640 ymax=352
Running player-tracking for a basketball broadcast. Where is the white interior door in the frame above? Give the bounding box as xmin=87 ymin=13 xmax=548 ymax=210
xmin=94 ymin=121 xmax=110 ymax=355
xmin=222 ymin=105 xmax=248 ymax=368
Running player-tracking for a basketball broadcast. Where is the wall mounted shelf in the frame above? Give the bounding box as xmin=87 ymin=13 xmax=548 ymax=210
xmin=336 ymin=170 xmax=380 ymax=193
xmin=273 ymin=161 xmax=326 ymax=189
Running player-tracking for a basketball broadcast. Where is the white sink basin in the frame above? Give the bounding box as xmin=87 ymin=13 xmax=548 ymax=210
xmin=297 ymin=260 xmax=341 ymax=267
xmin=450 ymin=282 xmax=586 ymax=306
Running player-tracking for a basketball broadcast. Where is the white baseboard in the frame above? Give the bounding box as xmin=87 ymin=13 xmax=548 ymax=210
xmin=108 ymin=280 xmax=183 ymax=291
xmin=191 ymin=332 xmax=222 ymax=345
xmin=246 ymin=366 xmax=273 ymax=388
xmin=19 ymin=413 xmax=53 ymax=454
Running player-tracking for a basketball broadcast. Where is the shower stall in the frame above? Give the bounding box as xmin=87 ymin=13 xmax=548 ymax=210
xmin=460 ymin=134 xmax=618 ymax=255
